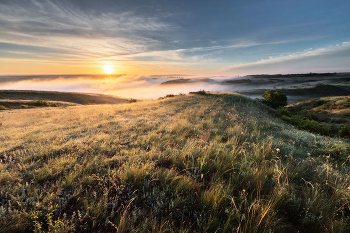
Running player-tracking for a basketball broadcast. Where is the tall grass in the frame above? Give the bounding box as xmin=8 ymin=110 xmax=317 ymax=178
xmin=0 ymin=93 xmax=350 ymax=232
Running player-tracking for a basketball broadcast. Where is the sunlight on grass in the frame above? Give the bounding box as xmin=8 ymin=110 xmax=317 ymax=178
xmin=0 ymin=93 xmax=350 ymax=232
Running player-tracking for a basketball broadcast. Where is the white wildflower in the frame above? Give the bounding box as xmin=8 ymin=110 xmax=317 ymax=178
xmin=276 ymin=148 xmax=280 ymax=152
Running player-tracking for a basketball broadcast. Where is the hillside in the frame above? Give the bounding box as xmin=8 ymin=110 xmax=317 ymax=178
xmin=0 ymin=90 xmax=128 ymax=105
xmin=1 ymin=93 xmax=350 ymax=232
xmin=275 ymin=96 xmax=350 ymax=137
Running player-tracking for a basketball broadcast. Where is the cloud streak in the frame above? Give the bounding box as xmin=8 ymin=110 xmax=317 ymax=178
xmin=0 ymin=0 xmax=349 ymax=75
xmin=219 ymin=41 xmax=350 ymax=74
xmin=0 ymin=0 xmax=173 ymax=65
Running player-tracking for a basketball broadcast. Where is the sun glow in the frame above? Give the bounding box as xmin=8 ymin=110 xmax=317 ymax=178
xmin=104 ymin=65 xmax=114 ymax=74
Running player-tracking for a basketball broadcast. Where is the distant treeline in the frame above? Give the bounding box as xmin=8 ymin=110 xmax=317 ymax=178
xmin=248 ymin=72 xmax=338 ymax=78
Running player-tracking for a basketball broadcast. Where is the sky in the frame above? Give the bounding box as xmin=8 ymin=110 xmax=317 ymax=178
xmin=0 ymin=0 xmax=349 ymax=75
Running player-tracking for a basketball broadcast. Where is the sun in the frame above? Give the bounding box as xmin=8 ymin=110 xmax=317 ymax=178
xmin=104 ymin=65 xmax=114 ymax=74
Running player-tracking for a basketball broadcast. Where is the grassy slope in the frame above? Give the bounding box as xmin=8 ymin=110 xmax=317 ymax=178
xmin=0 ymin=90 xmax=128 ymax=105
xmin=1 ymin=93 xmax=350 ymax=232
xmin=280 ymin=96 xmax=350 ymax=136
xmin=288 ymin=96 xmax=350 ymax=121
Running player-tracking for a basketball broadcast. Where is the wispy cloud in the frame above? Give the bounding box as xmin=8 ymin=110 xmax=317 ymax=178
xmin=0 ymin=0 xmax=173 ymax=64
xmin=219 ymin=41 xmax=350 ymax=74
xmin=122 ymin=38 xmax=308 ymax=63
xmin=1 ymin=0 xmax=349 ymax=75
xmin=0 ymin=0 xmax=318 ymax=66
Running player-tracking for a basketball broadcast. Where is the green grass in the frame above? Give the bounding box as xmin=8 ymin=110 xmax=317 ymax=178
xmin=277 ymin=96 xmax=350 ymax=137
xmin=1 ymin=92 xmax=350 ymax=232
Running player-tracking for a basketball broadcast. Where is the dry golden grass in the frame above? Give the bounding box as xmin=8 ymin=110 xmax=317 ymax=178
xmin=0 ymin=92 xmax=350 ymax=232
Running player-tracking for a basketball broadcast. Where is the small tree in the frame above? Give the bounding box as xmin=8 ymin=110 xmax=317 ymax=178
xmin=262 ymin=90 xmax=287 ymax=109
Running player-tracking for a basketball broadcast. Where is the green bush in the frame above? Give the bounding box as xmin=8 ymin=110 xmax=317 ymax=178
xmin=298 ymin=119 xmax=331 ymax=135
xmin=31 ymin=100 xmax=50 ymax=107
xmin=299 ymin=110 xmax=320 ymax=121
xmin=280 ymin=113 xmax=332 ymax=136
xmin=275 ymin=107 xmax=291 ymax=117
xmin=339 ymin=124 xmax=350 ymax=137
xmin=281 ymin=115 xmax=292 ymax=122
xmin=262 ymin=90 xmax=287 ymax=109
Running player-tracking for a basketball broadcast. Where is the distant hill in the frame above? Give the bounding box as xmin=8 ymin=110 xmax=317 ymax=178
xmin=247 ymin=72 xmax=340 ymax=79
xmin=0 ymin=90 xmax=127 ymax=105
xmin=239 ymin=84 xmax=350 ymax=104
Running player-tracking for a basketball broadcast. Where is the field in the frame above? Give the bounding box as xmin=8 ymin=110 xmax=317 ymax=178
xmin=1 ymin=92 xmax=350 ymax=232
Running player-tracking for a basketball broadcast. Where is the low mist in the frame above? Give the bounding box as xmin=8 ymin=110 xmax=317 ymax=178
xmin=0 ymin=73 xmax=344 ymax=101
xmin=0 ymin=75 xmax=240 ymax=99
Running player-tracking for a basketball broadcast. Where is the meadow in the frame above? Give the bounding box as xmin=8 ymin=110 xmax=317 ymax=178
xmin=1 ymin=92 xmax=350 ymax=232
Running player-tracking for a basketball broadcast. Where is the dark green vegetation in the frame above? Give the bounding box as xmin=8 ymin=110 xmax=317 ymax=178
xmin=258 ymin=90 xmax=287 ymax=109
xmin=1 ymin=93 xmax=350 ymax=232
xmin=248 ymin=72 xmax=339 ymax=79
xmin=282 ymin=84 xmax=350 ymax=98
xmin=238 ymin=82 xmax=350 ymax=105
xmin=277 ymin=96 xmax=350 ymax=137
xmin=0 ymin=100 xmax=62 ymax=110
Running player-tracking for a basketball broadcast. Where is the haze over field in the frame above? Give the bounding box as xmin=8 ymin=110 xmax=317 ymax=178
xmin=1 ymin=73 xmax=349 ymax=101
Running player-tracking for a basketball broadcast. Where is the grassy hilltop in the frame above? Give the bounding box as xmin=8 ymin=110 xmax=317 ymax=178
xmin=1 ymin=92 xmax=350 ymax=232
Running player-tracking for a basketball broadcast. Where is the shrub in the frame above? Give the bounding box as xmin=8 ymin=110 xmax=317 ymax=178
xmin=281 ymin=115 xmax=292 ymax=122
xmin=262 ymin=90 xmax=287 ymax=109
xmin=49 ymin=103 xmax=59 ymax=107
xmin=299 ymin=110 xmax=320 ymax=121
xmin=128 ymin=98 xmax=137 ymax=103
xmin=298 ymin=119 xmax=331 ymax=135
xmin=165 ymin=94 xmax=175 ymax=98
xmin=31 ymin=100 xmax=50 ymax=107
xmin=190 ymin=90 xmax=207 ymax=95
xmin=339 ymin=124 xmax=350 ymax=137
xmin=275 ymin=107 xmax=291 ymax=117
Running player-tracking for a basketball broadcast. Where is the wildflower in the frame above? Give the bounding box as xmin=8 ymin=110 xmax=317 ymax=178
xmin=307 ymin=153 xmax=311 ymax=156
xmin=284 ymin=155 xmax=288 ymax=157
xmin=327 ymin=155 xmax=330 ymax=159
xmin=276 ymin=148 xmax=280 ymax=152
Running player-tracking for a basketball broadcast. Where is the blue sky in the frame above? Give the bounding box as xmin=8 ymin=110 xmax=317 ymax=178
xmin=0 ymin=0 xmax=349 ymax=75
